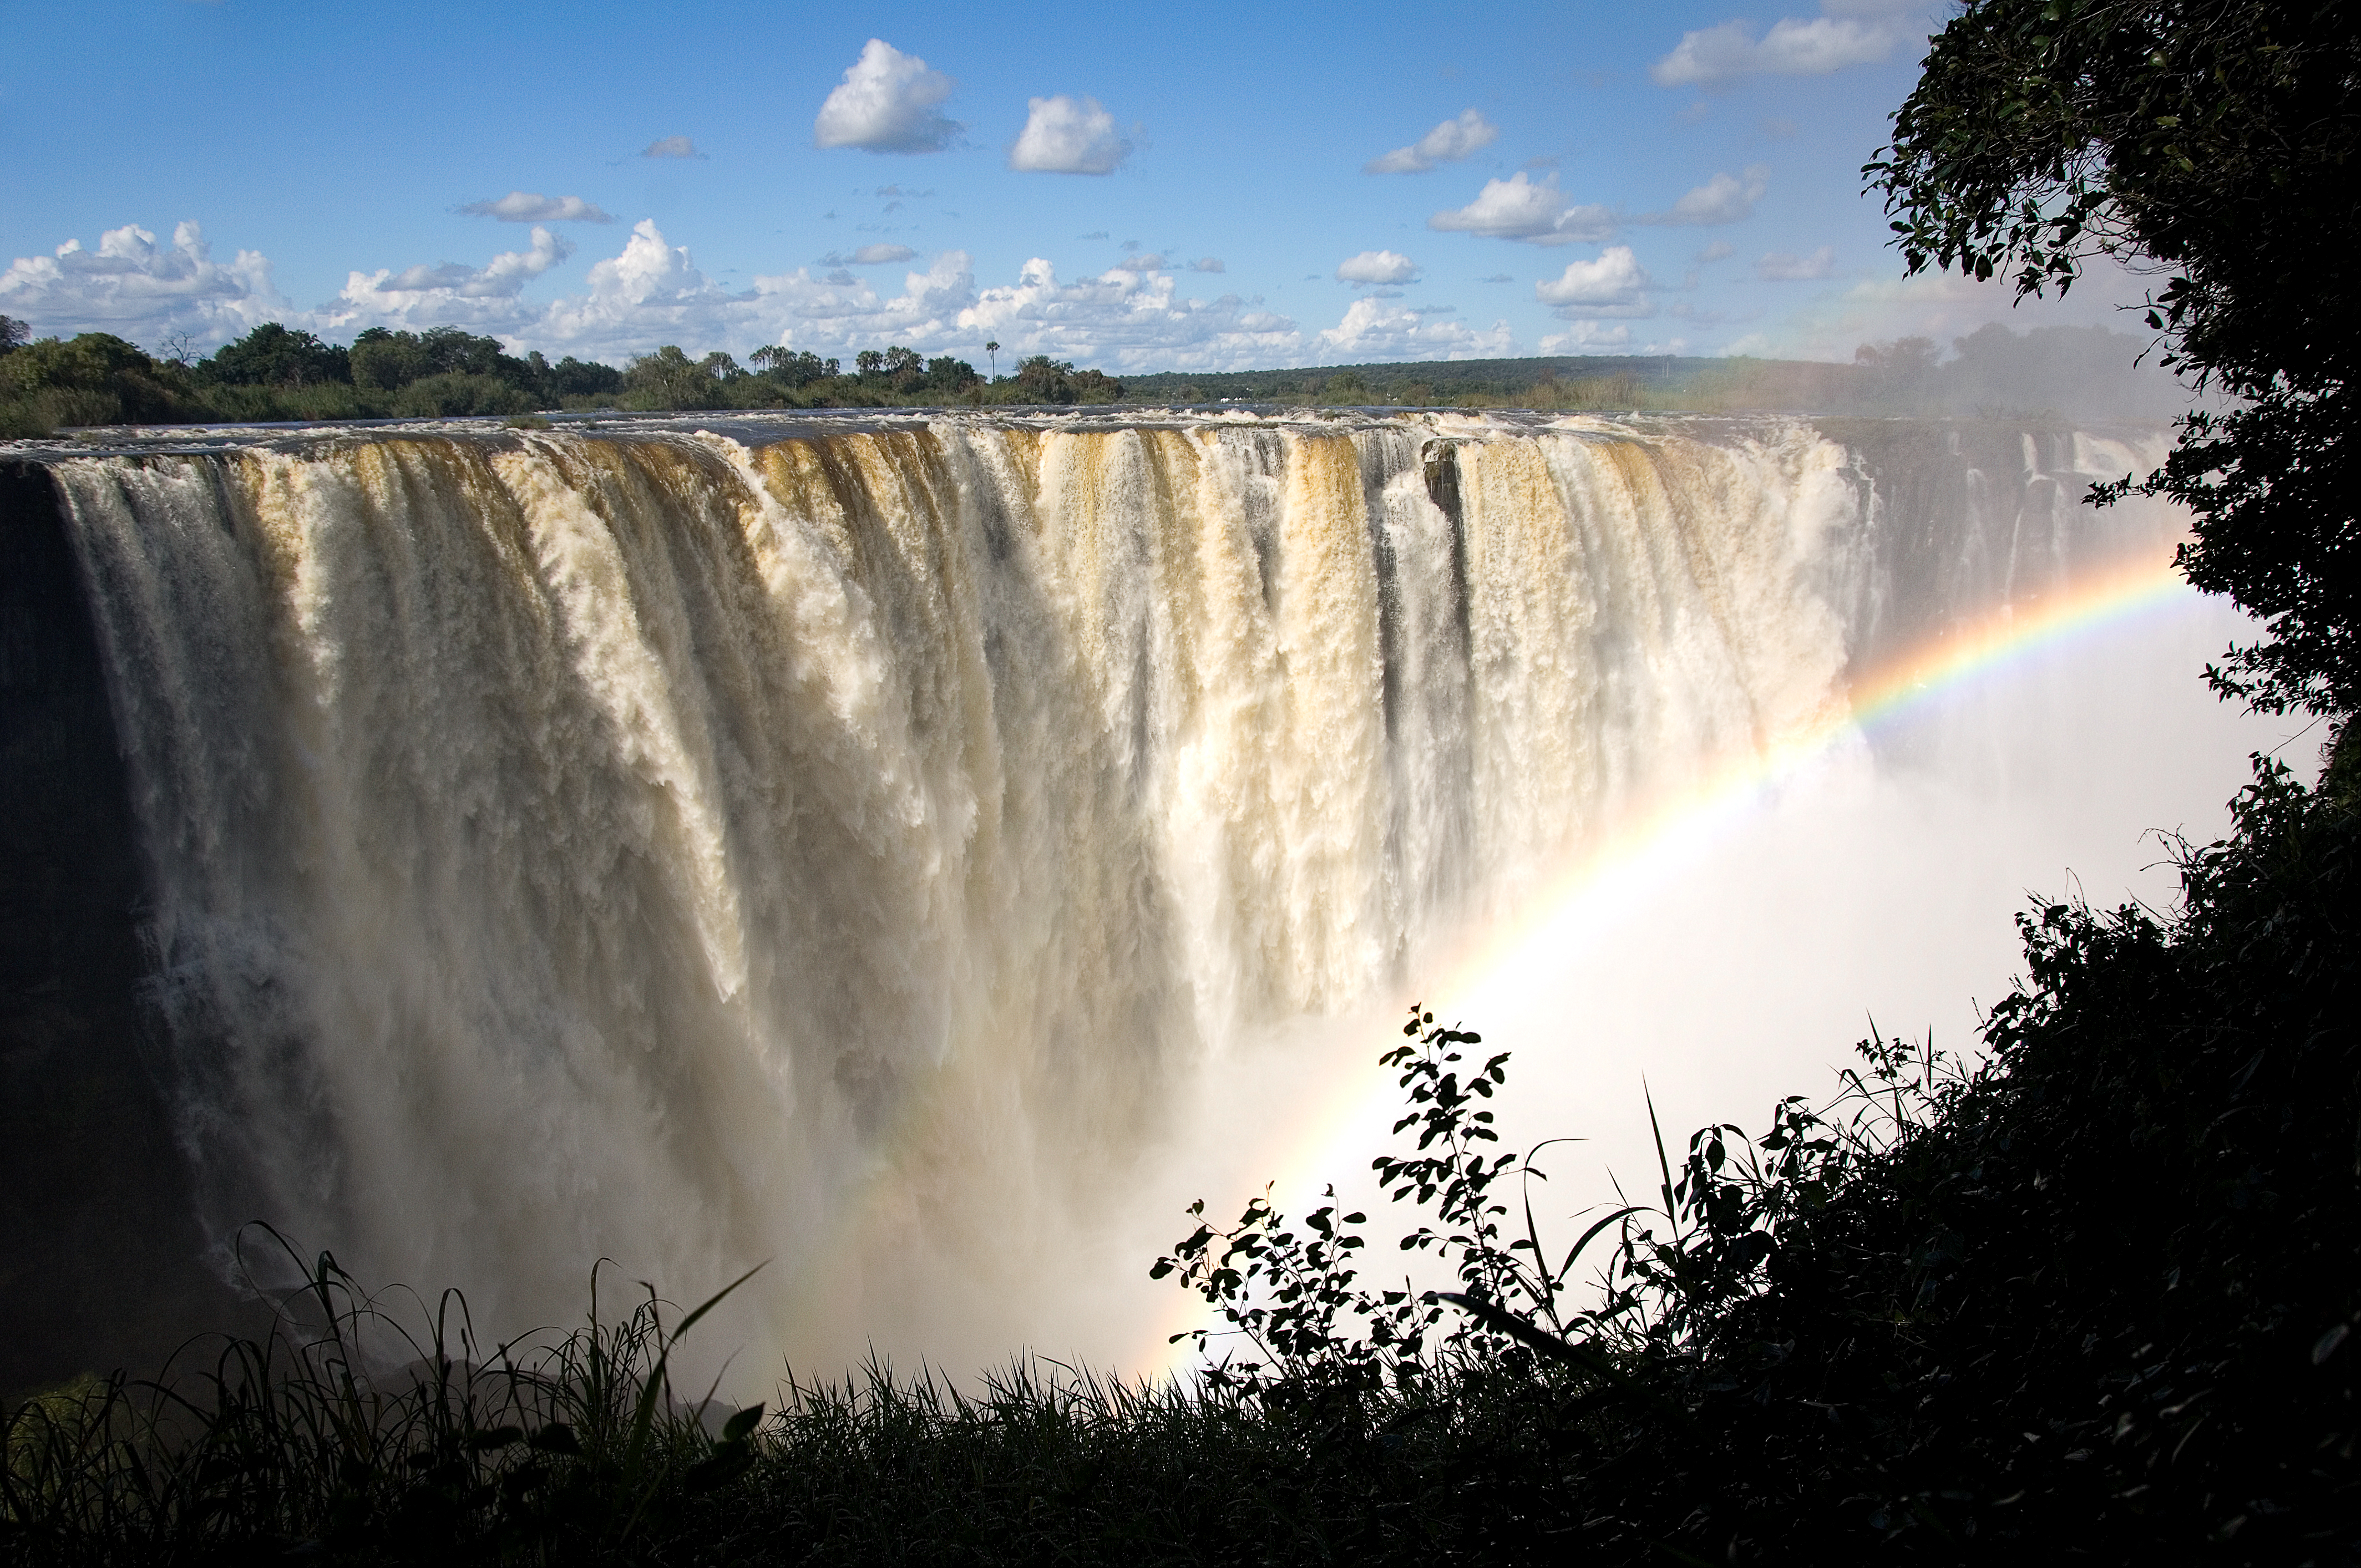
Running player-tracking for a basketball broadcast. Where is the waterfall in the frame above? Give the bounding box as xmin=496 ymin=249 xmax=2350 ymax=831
xmin=44 ymin=409 xmax=2204 ymax=1377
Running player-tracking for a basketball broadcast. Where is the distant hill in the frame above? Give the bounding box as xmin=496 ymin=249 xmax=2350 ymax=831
xmin=1117 ymin=326 xmax=2193 ymax=423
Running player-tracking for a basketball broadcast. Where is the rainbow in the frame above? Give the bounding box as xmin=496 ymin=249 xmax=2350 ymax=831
xmin=1133 ymin=546 xmax=2201 ymax=1375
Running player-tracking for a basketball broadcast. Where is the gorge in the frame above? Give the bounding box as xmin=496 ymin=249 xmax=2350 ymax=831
xmin=0 ymin=408 xmax=2273 ymax=1395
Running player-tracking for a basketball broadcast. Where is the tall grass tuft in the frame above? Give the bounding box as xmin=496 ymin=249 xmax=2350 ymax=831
xmin=2 ymin=1236 xmax=763 ymax=1564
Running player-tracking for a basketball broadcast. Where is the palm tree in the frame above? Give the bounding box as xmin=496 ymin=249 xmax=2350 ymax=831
xmin=985 ymin=341 xmax=1000 ymax=380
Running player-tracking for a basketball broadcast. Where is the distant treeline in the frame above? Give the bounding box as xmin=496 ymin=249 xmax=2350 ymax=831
xmin=0 ymin=319 xmax=1122 ymax=438
xmin=2 ymin=313 xmax=2180 ymax=439
xmin=1123 ymin=325 xmax=2191 ymax=421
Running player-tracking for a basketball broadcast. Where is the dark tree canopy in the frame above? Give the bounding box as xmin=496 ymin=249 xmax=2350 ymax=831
xmin=1869 ymin=0 xmax=2361 ymax=717
xmin=200 ymin=323 xmax=349 ymax=388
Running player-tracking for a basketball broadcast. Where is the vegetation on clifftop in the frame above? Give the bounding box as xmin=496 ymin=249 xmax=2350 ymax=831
xmin=0 ymin=318 xmax=1125 ymax=437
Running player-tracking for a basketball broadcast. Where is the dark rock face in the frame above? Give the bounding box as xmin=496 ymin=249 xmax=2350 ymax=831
xmin=0 ymin=461 xmax=252 ymax=1400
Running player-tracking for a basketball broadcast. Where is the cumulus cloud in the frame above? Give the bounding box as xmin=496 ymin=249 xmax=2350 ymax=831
xmin=1008 ymin=95 xmax=1132 ymax=174
xmin=1188 ymin=256 xmax=1225 ymax=273
xmin=1757 ymin=246 xmax=1838 ymax=279
xmin=1650 ymin=2 xmax=1917 ymax=87
xmin=457 ymin=192 xmax=614 ymax=223
xmin=13 ymin=216 xmax=1549 ymax=374
xmin=1315 ymin=297 xmax=1516 ymax=360
xmin=1429 ymin=172 xmax=1615 ymax=246
xmin=0 ymin=221 xmax=288 ymax=346
xmin=814 ymin=39 xmax=959 ymax=154
xmin=1336 ymin=250 xmax=1420 ymax=285
xmin=1636 ymin=166 xmax=1768 ymax=225
xmin=1533 ymin=246 xmax=1655 ymax=317
xmin=823 ymin=243 xmax=918 ymax=266
xmin=641 ymin=136 xmax=705 ymax=159
xmin=327 ymin=227 xmax=577 ymax=330
xmin=1365 ymin=109 xmax=1500 ymax=174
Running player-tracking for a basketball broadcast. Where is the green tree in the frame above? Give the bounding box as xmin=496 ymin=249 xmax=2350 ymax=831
xmin=921 ymin=355 xmax=979 ymax=396
xmin=619 ymin=344 xmax=741 ymax=410
xmin=0 ymin=332 xmax=195 ymax=432
xmin=1868 ymin=0 xmax=2361 ymax=717
xmin=1008 ymin=355 xmax=1124 ymax=405
xmin=748 ymin=346 xmax=837 ymax=388
xmin=350 ymin=326 xmax=539 ymax=395
xmin=200 ymin=322 xmax=350 ymax=388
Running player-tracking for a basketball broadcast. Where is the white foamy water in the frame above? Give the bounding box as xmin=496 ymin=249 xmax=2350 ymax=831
xmin=48 ymin=409 xmax=2285 ymax=1383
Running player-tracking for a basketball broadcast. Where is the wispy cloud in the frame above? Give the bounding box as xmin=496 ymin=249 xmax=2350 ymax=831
xmin=457 ymin=192 xmax=614 ymax=224
xmin=823 ymin=243 xmax=918 ymax=266
xmin=1365 ymin=109 xmax=1499 ymax=174
xmin=1009 ymin=95 xmax=1133 ymax=174
xmin=1634 ymin=167 xmax=1768 ymax=226
xmin=1651 ymin=2 xmax=1917 ymax=87
xmin=814 ymin=39 xmax=960 ymax=154
xmin=641 ymin=135 xmax=705 ymax=160
xmin=1757 ymin=246 xmax=1838 ymax=280
xmin=1188 ymin=256 xmax=1225 ymax=273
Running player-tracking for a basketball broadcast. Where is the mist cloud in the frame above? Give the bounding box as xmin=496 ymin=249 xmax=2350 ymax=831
xmin=457 ymin=192 xmax=614 ymax=224
xmin=1365 ymin=109 xmax=1499 ymax=174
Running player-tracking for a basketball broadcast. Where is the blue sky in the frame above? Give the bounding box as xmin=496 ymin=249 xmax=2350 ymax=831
xmin=1 ymin=0 xmax=2151 ymax=372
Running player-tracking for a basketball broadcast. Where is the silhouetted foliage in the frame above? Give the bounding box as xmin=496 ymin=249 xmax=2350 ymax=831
xmin=11 ymin=760 xmax=2351 ymax=1564
xmin=1871 ymin=0 xmax=2361 ymax=717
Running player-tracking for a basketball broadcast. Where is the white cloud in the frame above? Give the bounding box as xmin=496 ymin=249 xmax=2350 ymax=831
xmin=1757 ymin=246 xmax=1838 ymax=280
xmin=1314 ymin=297 xmax=1517 ymax=360
xmin=1365 ymin=109 xmax=1500 ymax=174
xmin=1637 ymin=166 xmax=1768 ymax=225
xmin=1008 ymin=95 xmax=1132 ymax=174
xmin=823 ymin=243 xmax=918 ymax=266
xmin=327 ymin=227 xmax=577 ymax=331
xmin=1696 ymin=240 xmax=1736 ymax=262
xmin=1539 ymin=321 xmax=1637 ymax=352
xmin=1428 ymin=172 xmax=1615 ymax=246
xmin=1650 ymin=3 xmax=1916 ymax=87
xmin=1118 ymin=253 xmax=1168 ymax=272
xmin=457 ymin=192 xmax=614 ymax=224
xmin=1533 ymin=246 xmax=1655 ymax=317
xmin=814 ymin=39 xmax=959 ymax=154
xmin=1336 ymin=250 xmax=1420 ymax=285
xmin=0 ymin=221 xmax=288 ymax=346
xmin=641 ymin=136 xmax=706 ymax=160
xmin=7 ymin=217 xmax=1544 ymax=374
xmin=1188 ymin=256 xmax=1225 ymax=273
